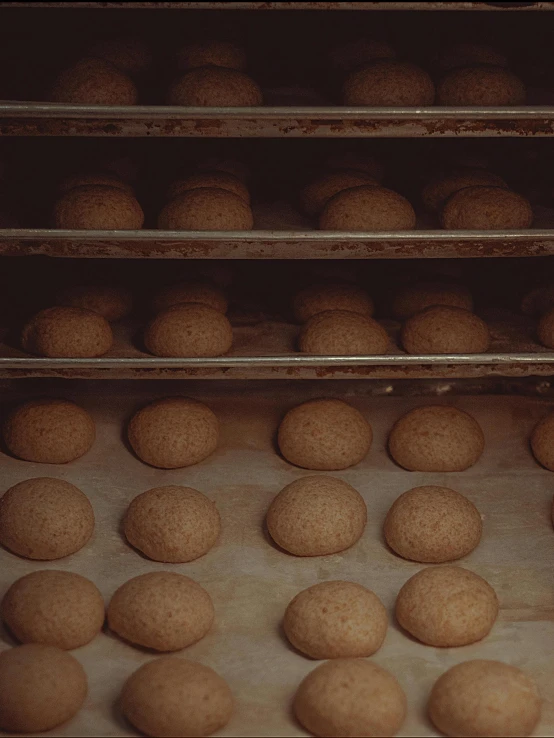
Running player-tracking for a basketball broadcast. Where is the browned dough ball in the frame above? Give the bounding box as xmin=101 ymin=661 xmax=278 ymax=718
xmin=266 ymin=475 xmax=367 ymax=557
xmin=530 ymin=411 xmax=554 ymax=470
xmin=52 ymin=57 xmax=138 ymax=105
xmin=320 ymin=185 xmax=416 ymax=232
xmin=89 ymin=37 xmax=152 ymax=74
xmin=324 ymin=151 xmax=385 ymax=181
xmin=1 ymin=570 xmax=104 ymax=649
xmin=537 ymin=307 xmax=554 ymax=349
xmin=438 ymin=43 xmax=509 ymax=72
xmin=329 ymin=38 xmax=396 ymax=73
xmin=121 ymin=657 xmax=234 ymax=738
xmin=59 ymin=171 xmax=134 ymax=195
xmin=278 ymin=398 xmax=372 ymax=471
xmin=108 ymin=571 xmax=214 ymax=651
xmin=144 ymin=304 xmax=233 ymax=358
xmin=396 ymin=566 xmax=498 ymax=647
xmin=127 ymin=396 xmax=219 ymax=469
xmin=343 ymin=59 xmax=435 ymax=106
xmin=300 ymin=170 xmax=378 ymax=216
xmin=388 ymin=405 xmax=484 ymax=472
xmin=422 ymin=168 xmax=508 ymax=212
xmin=177 ymin=39 xmax=247 ymax=71
xmin=124 ymin=485 xmax=221 ymax=563
xmin=284 ymin=581 xmax=387 ymax=659
xmin=441 ymin=186 xmax=533 ymax=230
xmin=437 ymin=64 xmax=526 ymax=106
xmin=384 ymin=485 xmax=482 ymax=563
xmin=401 ymin=306 xmax=491 ymax=355
xmin=294 ymin=659 xmax=407 ymax=738
xmin=151 ymin=279 xmax=228 ymax=314
xmin=168 ymin=67 xmax=263 ymax=106
xmin=196 ymin=156 xmax=250 ymax=183
xmin=522 ymin=285 xmax=554 ymax=317
xmin=56 ymin=284 xmax=133 ymax=322
xmin=3 ymin=399 xmax=95 ymax=464
xmin=21 ymin=306 xmax=113 ymax=358
xmin=0 ymin=478 xmax=94 ymax=560
xmin=158 ymin=188 xmax=253 ymax=231
xmin=293 ymin=282 xmax=374 ymax=323
xmin=167 ymin=171 xmax=250 ymax=203
xmin=299 ymin=310 xmax=389 ymax=355
xmin=428 ymin=660 xmax=541 ymax=737
xmin=54 ymin=184 xmax=144 ymax=230
xmin=0 ymin=644 xmax=87 ymax=733
xmin=392 ymin=281 xmax=473 ymax=320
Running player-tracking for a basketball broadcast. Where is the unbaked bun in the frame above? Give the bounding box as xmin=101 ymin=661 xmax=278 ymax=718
xmin=422 ymin=168 xmax=508 ymax=212
xmin=293 ymin=282 xmax=374 ymax=323
xmin=197 ymin=156 xmax=250 ymax=183
xmin=437 ymin=64 xmax=526 ymax=106
xmin=320 ymin=185 xmax=416 ymax=231
xmin=54 ymin=184 xmax=144 ymax=230
xmin=300 ymin=170 xmax=378 ymax=216
xmin=177 ymin=40 xmax=246 ymax=71
xmin=441 ymin=186 xmax=533 ymax=230
xmin=167 ymin=171 xmax=250 ymax=203
xmin=521 ymin=285 xmax=554 ymax=317
xmin=530 ymin=411 xmax=554 ymax=470
xmin=438 ymin=43 xmax=509 ymax=72
xmin=401 ymin=305 xmax=491 ymax=354
xmin=144 ymin=304 xmax=233 ymax=357
xmin=57 ymin=284 xmax=133 ymax=322
xmin=89 ymin=37 xmax=152 ymax=74
xmin=59 ymin=171 xmax=134 ymax=195
xmin=329 ymin=38 xmax=396 ymax=73
xmin=168 ymin=67 xmax=263 ymax=106
xmin=343 ymin=60 xmax=434 ymax=106
xmin=537 ymin=307 xmax=554 ymax=349
xmin=324 ymin=151 xmax=385 ymax=181
xmin=151 ymin=279 xmax=228 ymax=314
xmin=299 ymin=310 xmax=389 ymax=355
xmin=21 ymin=306 xmax=113 ymax=358
xmin=158 ymin=188 xmax=253 ymax=230
xmin=392 ymin=280 xmax=473 ymax=320
xmin=52 ymin=57 xmax=138 ymax=105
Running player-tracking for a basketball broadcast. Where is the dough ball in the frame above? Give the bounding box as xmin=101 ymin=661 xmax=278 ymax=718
xmin=299 ymin=310 xmax=389 ymax=355
xmin=54 ymin=184 xmax=144 ymax=230
xmin=422 ymin=168 xmax=508 ymax=212
xmin=329 ymin=38 xmax=396 ymax=73
xmin=89 ymin=37 xmax=152 ymax=74
xmin=124 ymin=485 xmax=221 ymax=563
xmin=167 ymin=171 xmax=250 ymax=203
xmin=3 ymin=399 xmax=95 ymax=464
xmin=441 ymin=186 xmax=533 ymax=230
xmin=158 ymin=188 xmax=253 ymax=231
xmin=266 ymin=475 xmax=367 ymax=556
xmin=284 ymin=581 xmax=387 ymax=659
xmin=294 ymin=659 xmax=406 ymax=738
xmin=384 ymin=485 xmax=482 ymax=563
xmin=108 ymin=572 xmax=214 ymax=651
xmin=396 ymin=566 xmax=498 ymax=647
xmin=392 ymin=281 xmax=473 ymax=320
xmin=438 ymin=43 xmax=509 ymax=72
xmin=429 ymin=660 xmax=541 ymax=737
xmin=537 ymin=307 xmax=554 ymax=349
xmin=196 ymin=156 xmax=250 ymax=183
xmin=401 ymin=306 xmax=491 ymax=355
xmin=168 ymin=67 xmax=263 ymax=106
xmin=522 ymin=285 xmax=554 ymax=317
xmin=151 ymin=279 xmax=228 ymax=314
xmin=21 ymin=306 xmax=113 ymax=358
xmin=1 ymin=570 xmax=104 ymax=649
xmin=57 ymin=284 xmax=133 ymax=322
xmin=127 ymin=396 xmax=219 ymax=469
xmin=343 ymin=60 xmax=435 ymax=106
xmin=389 ymin=405 xmax=484 ymax=472
xmin=320 ymin=185 xmax=416 ymax=232
xmin=278 ymin=398 xmax=372 ymax=471
xmin=530 ymin=412 xmax=554 ymax=470
xmin=300 ymin=170 xmax=378 ymax=216
xmin=59 ymin=171 xmax=134 ymax=195
xmin=293 ymin=282 xmax=374 ymax=323
xmin=177 ymin=39 xmax=246 ymax=71
xmin=52 ymin=57 xmax=138 ymax=105
xmin=324 ymin=151 xmax=385 ymax=181
xmin=120 ymin=657 xmax=234 ymax=738
xmin=0 ymin=477 xmax=94 ymax=560
xmin=144 ymin=304 xmax=233 ymax=358
xmin=437 ymin=65 xmax=526 ymax=106
xmin=0 ymin=644 xmax=87 ymax=733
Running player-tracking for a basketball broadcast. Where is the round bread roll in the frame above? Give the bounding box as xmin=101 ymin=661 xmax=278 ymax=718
xmin=1 ymin=570 xmax=104 ymax=649
xmin=530 ymin=411 xmax=554 ymax=470
xmin=284 ymin=581 xmax=387 ymax=659
xmin=127 ymin=396 xmax=218 ymax=469
xmin=320 ymin=185 xmax=416 ymax=232
xmin=124 ymin=485 xmax=221 ymax=563
xmin=392 ymin=280 xmax=473 ymax=320
xmin=57 ymin=284 xmax=133 ymax=322
xmin=537 ymin=307 xmax=554 ymax=349
xmin=167 ymin=171 xmax=250 ymax=203
xmin=396 ymin=566 xmax=498 ymax=647
xmin=384 ymin=485 xmax=482 ymax=563
xmin=388 ymin=405 xmax=484 ymax=472
xmin=299 ymin=310 xmax=389 ymax=355
xmin=59 ymin=171 xmax=134 ymax=195
xmin=54 ymin=184 xmax=144 ymax=230
xmin=401 ymin=306 xmax=491 ymax=355
xmin=429 ymin=660 xmax=541 ymax=737
xmin=0 ymin=644 xmax=87 ymax=733
xmin=158 ymin=188 xmax=253 ymax=231
xmin=300 ymin=170 xmax=378 ymax=216
xmin=266 ymin=475 xmax=367 ymax=556
xmin=293 ymin=282 xmax=374 ymax=323
xmin=343 ymin=59 xmax=435 ymax=106
xmin=151 ymin=279 xmax=228 ymax=314
xmin=89 ymin=37 xmax=152 ymax=74
xmin=422 ymin=168 xmax=508 ymax=212
xmin=294 ymin=659 xmax=407 ymax=738
xmin=521 ymin=285 xmax=554 ymax=317
xmin=3 ymin=399 xmax=95 ymax=464
xmin=438 ymin=43 xmax=509 ymax=72
xmin=0 ymin=478 xmax=94 ymax=560
xmin=437 ymin=65 xmax=526 ymax=106
xmin=278 ymin=398 xmax=372 ymax=471
xmin=108 ymin=572 xmax=214 ymax=651
xmin=144 ymin=304 xmax=233 ymax=358
xmin=329 ymin=38 xmax=396 ymax=73
xmin=168 ymin=67 xmax=263 ymax=106
xmin=121 ymin=657 xmax=234 ymax=738
xmin=324 ymin=151 xmax=385 ymax=181
xmin=52 ymin=57 xmax=138 ymax=105
xmin=441 ymin=186 xmax=533 ymax=230
xmin=21 ymin=306 xmax=113 ymax=358
xmin=197 ymin=156 xmax=250 ymax=183
xmin=177 ymin=39 xmax=246 ymax=71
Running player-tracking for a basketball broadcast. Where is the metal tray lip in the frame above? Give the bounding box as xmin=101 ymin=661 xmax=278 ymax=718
xmin=3 ymin=2 xmax=554 ymax=9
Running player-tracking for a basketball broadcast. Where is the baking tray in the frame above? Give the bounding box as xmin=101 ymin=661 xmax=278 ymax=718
xmin=3 ymin=2 xmax=554 ymax=10
xmin=0 ymin=379 xmax=553 ymax=737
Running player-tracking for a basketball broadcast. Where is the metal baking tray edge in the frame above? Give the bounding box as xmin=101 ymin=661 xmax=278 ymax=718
xmin=3 ymin=2 xmax=554 ymax=10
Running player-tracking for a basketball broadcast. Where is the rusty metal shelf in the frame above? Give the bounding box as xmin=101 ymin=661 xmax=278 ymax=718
xmin=3 ymin=2 xmax=554 ymax=10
